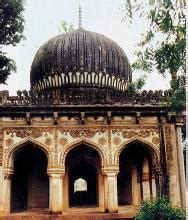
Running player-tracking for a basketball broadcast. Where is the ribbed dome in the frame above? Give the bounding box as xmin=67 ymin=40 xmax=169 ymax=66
xmin=30 ymin=28 xmax=132 ymax=103
xmin=30 ymin=28 xmax=131 ymax=90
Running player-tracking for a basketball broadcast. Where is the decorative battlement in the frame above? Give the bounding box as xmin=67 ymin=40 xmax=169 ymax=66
xmin=0 ymin=89 xmax=170 ymax=106
xmin=0 ymin=91 xmax=9 ymax=105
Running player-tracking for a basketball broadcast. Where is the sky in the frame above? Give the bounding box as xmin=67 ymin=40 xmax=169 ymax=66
xmin=1 ymin=0 xmax=171 ymax=95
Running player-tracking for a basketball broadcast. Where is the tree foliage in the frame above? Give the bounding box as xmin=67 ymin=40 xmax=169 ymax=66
xmin=0 ymin=0 xmax=25 ymax=84
xmin=128 ymin=74 xmax=146 ymax=93
xmin=167 ymin=76 xmax=186 ymax=112
xmin=0 ymin=53 xmax=16 ymax=84
xmin=122 ymin=0 xmax=186 ymax=112
xmin=135 ymin=197 xmax=186 ymax=220
xmin=0 ymin=0 xmax=25 ymax=45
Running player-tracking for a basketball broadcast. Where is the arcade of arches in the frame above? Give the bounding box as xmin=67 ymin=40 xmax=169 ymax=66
xmin=0 ymin=17 xmax=186 ymax=217
xmin=0 ymin=120 xmax=185 ymax=215
xmin=1 ymin=140 xmax=158 ymax=214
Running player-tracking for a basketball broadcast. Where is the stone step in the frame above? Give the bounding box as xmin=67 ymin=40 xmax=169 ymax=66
xmin=0 ymin=214 xmax=135 ymax=220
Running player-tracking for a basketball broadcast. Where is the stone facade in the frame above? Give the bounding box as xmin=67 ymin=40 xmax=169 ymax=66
xmin=0 ymin=93 xmax=185 ymax=214
xmin=0 ymin=26 xmax=185 ymax=217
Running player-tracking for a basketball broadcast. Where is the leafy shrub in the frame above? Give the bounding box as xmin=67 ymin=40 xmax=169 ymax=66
xmin=135 ymin=197 xmax=186 ymax=220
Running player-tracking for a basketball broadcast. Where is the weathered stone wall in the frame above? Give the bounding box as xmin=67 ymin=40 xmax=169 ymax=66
xmin=0 ymin=113 xmax=184 ymax=213
xmin=164 ymin=124 xmax=180 ymax=205
xmin=0 ymin=128 xmax=3 ymax=211
xmin=2 ymin=124 xmax=160 ymax=169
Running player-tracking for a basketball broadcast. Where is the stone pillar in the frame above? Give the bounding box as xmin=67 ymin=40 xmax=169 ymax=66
xmin=154 ymin=167 xmax=163 ymax=198
xmin=1 ymin=168 xmax=13 ymax=214
xmin=103 ymin=166 xmax=119 ymax=213
xmin=48 ymin=167 xmax=65 ymax=214
xmin=142 ymin=158 xmax=150 ymax=200
xmin=175 ymin=122 xmax=186 ymax=207
xmin=151 ymin=170 xmax=156 ymax=198
xmin=98 ymin=172 xmax=105 ymax=209
xmin=132 ymin=166 xmax=140 ymax=205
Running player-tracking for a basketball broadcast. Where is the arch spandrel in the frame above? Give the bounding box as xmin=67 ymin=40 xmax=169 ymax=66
xmin=3 ymin=127 xmax=54 ymax=152
xmin=3 ymin=137 xmax=53 ymax=170
xmin=59 ymin=138 xmax=107 ymax=167
xmin=114 ymin=137 xmax=160 ymax=167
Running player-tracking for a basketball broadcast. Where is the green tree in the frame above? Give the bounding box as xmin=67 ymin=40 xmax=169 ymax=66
xmin=0 ymin=53 xmax=16 ymax=84
xmin=128 ymin=74 xmax=146 ymax=93
xmin=122 ymin=0 xmax=186 ymax=112
xmin=0 ymin=0 xmax=25 ymax=84
xmin=135 ymin=197 xmax=186 ymax=220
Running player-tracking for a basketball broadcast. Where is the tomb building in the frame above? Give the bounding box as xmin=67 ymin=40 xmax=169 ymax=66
xmin=0 ymin=25 xmax=185 ymax=216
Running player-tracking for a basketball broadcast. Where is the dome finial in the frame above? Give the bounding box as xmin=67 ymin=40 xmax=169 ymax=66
xmin=79 ymin=3 xmax=82 ymax=28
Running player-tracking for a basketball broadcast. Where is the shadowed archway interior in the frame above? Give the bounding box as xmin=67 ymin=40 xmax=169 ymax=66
xmin=11 ymin=144 xmax=49 ymax=212
xmin=118 ymin=142 xmax=153 ymax=206
xmin=65 ymin=144 xmax=100 ymax=207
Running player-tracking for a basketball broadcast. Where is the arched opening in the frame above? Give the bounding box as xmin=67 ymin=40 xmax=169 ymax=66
xmin=117 ymin=141 xmax=154 ymax=206
xmin=11 ymin=143 xmax=49 ymax=212
xmin=65 ymin=144 xmax=101 ymax=207
xmin=74 ymin=178 xmax=87 ymax=193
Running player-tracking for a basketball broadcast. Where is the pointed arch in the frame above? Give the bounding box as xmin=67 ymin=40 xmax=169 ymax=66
xmin=55 ymin=74 xmax=59 ymax=87
xmin=94 ymin=73 xmax=99 ymax=85
xmin=52 ymin=76 xmax=56 ymax=87
xmin=87 ymin=72 xmax=92 ymax=84
xmin=65 ymin=73 xmax=70 ymax=84
xmin=60 ymin=138 xmax=106 ymax=167
xmin=114 ymin=137 xmax=160 ymax=167
xmin=68 ymin=72 xmax=73 ymax=83
xmin=79 ymin=73 xmax=85 ymax=84
xmin=72 ymin=73 xmax=77 ymax=84
xmin=58 ymin=75 xmax=62 ymax=86
xmin=101 ymin=75 xmax=106 ymax=86
xmin=3 ymin=137 xmax=52 ymax=170
xmin=48 ymin=76 xmax=52 ymax=87
xmin=61 ymin=73 xmax=65 ymax=85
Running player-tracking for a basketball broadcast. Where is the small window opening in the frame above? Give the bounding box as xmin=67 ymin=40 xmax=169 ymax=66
xmin=74 ymin=178 xmax=87 ymax=193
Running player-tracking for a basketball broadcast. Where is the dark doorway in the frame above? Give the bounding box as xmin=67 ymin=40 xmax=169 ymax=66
xmin=11 ymin=144 xmax=49 ymax=212
xmin=118 ymin=142 xmax=152 ymax=206
xmin=118 ymin=148 xmax=133 ymax=205
xmin=66 ymin=145 xmax=99 ymax=207
xmin=69 ymin=161 xmax=97 ymax=206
